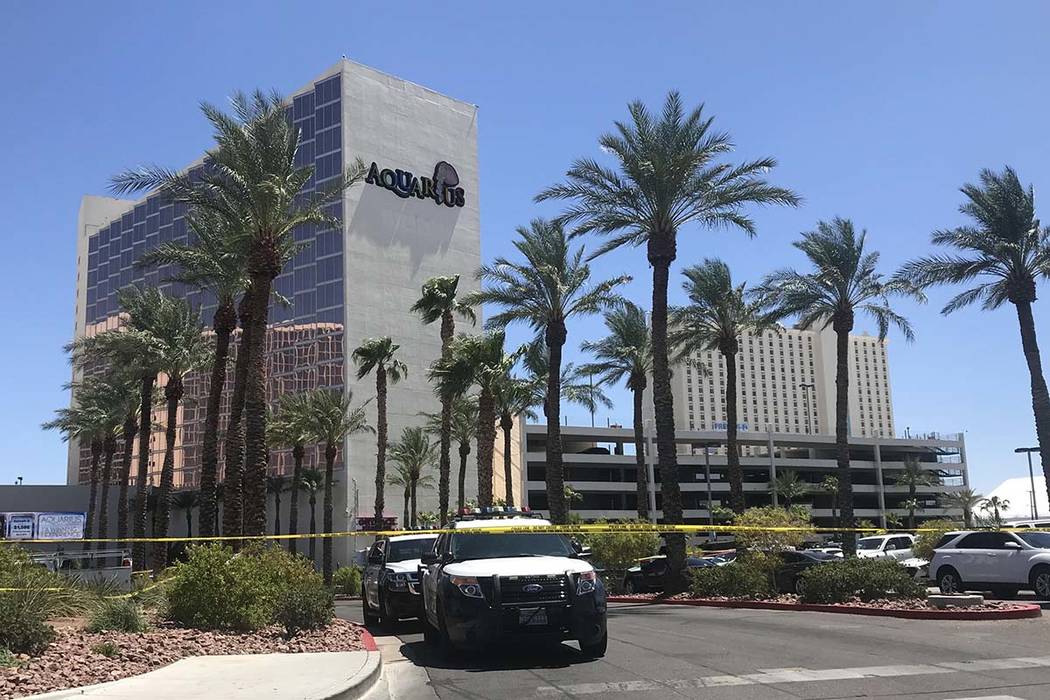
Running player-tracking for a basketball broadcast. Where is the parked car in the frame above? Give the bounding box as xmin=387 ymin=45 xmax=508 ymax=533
xmin=773 ymin=550 xmax=838 ymax=594
xmin=361 ymin=533 xmax=439 ymax=624
xmin=622 ymin=556 xmax=714 ymax=593
xmin=1010 ymin=520 xmax=1050 ymax=529
xmin=856 ymin=534 xmax=915 ymax=560
xmin=929 ymin=530 xmax=1050 ymax=599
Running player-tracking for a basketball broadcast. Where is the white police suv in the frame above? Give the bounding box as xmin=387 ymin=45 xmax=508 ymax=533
xmin=419 ymin=507 xmax=608 ymax=657
xmin=361 ymin=533 xmax=439 ymax=625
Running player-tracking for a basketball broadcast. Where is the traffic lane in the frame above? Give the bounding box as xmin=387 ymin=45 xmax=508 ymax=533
xmin=337 ymin=601 xmax=1050 ymax=699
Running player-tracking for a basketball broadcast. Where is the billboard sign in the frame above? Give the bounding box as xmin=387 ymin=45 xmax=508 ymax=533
xmin=35 ymin=512 xmax=86 ymax=541
xmin=5 ymin=513 xmax=35 ymax=539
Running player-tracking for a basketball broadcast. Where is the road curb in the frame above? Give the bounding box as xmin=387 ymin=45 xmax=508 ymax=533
xmin=359 ymin=627 xmax=379 ymax=652
xmin=607 ymin=596 xmax=1043 ymax=620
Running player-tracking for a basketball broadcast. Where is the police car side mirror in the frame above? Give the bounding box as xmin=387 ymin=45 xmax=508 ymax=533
xmin=1003 ymin=541 xmax=1022 ymax=550
xmin=576 ymin=546 xmax=593 ymax=559
xmin=421 ymin=550 xmax=440 ymax=565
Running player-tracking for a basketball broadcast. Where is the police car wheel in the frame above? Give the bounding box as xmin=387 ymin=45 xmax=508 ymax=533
xmin=361 ymin=589 xmax=379 ymax=626
xmin=380 ymin=594 xmax=398 ymax=626
xmin=580 ymin=630 xmax=608 ymax=658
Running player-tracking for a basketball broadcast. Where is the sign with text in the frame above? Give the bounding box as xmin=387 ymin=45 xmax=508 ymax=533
xmin=35 ymin=512 xmax=86 ymax=540
xmin=5 ymin=513 xmax=35 ymax=539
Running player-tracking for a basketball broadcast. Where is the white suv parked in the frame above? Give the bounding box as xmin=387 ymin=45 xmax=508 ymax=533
xmin=856 ymin=534 xmax=915 ymax=560
xmin=930 ymin=530 xmax=1050 ymax=598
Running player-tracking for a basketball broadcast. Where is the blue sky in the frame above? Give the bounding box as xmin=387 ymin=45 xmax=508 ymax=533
xmin=2 ymin=1 xmax=1049 ymax=498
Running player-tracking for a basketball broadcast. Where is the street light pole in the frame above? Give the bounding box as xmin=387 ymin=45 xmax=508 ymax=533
xmin=1014 ymin=446 xmax=1040 ymax=519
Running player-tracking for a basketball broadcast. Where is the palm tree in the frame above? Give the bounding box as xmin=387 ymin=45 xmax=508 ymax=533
xmin=670 ymin=259 xmax=776 ymax=514
xmin=491 ymin=374 xmax=537 ymax=507
xmin=772 ymin=470 xmax=807 ymax=509
xmin=943 ymin=487 xmax=984 ymax=528
xmin=430 ymin=332 xmax=516 ymax=508
xmin=213 ymin=481 xmax=224 ymax=535
xmin=980 ymin=496 xmax=1010 ymax=527
xmin=68 ymin=327 xmax=163 ymax=570
xmin=43 ymin=400 xmax=104 ymax=551
xmin=897 ymin=167 xmax=1050 ymax=509
xmin=579 ymin=303 xmax=652 ymax=520
xmin=820 ymin=475 xmax=840 ymax=526
xmin=537 ymin=92 xmax=799 ymax=578
xmin=521 ymin=342 xmax=613 ymax=419
xmin=466 ymin=219 xmax=629 ymax=523
xmin=299 ymin=468 xmax=323 ymax=562
xmin=412 ymin=275 xmax=476 ymax=526
xmin=266 ymin=475 xmax=288 ymax=536
xmin=423 ymin=395 xmax=480 ymax=515
xmin=754 ymin=219 xmax=915 ymax=556
xmin=118 ymin=287 xmax=211 ymax=572
xmin=268 ymin=392 xmax=313 ymax=552
xmin=387 ymin=464 xmax=412 ymax=528
xmin=894 ymin=456 xmax=938 ymax=529
xmin=112 ymin=91 xmax=367 ymax=539
xmin=388 ymin=426 xmax=438 ymax=528
xmin=172 ymin=490 xmax=199 ymax=539
xmin=222 ymin=290 xmax=255 ymax=543
xmin=304 ymin=388 xmax=373 ymax=584
xmin=353 ymin=337 xmax=407 ymax=523
xmin=138 ymin=209 xmax=249 ymax=538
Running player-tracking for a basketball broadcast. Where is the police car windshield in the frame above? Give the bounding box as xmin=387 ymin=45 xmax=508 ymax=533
xmin=1017 ymin=531 xmax=1050 ymax=549
xmin=387 ymin=538 xmax=437 ymax=563
xmin=450 ymin=532 xmax=576 ymax=560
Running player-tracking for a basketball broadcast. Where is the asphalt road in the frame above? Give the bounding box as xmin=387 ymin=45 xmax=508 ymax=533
xmin=337 ymin=600 xmax=1050 ymax=699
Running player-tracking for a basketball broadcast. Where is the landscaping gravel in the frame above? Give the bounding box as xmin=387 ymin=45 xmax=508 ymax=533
xmin=0 ymin=618 xmax=369 ymax=699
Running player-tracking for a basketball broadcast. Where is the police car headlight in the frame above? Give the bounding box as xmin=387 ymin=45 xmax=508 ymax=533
xmin=449 ymin=575 xmax=484 ymax=599
xmin=385 ymin=570 xmax=409 ymax=590
xmin=577 ymin=570 xmax=598 ymax=595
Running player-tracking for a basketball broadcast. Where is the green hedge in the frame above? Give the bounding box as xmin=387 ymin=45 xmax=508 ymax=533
xmin=0 ymin=545 xmax=84 ymax=655
xmin=332 ymin=566 xmax=362 ymax=596
xmin=690 ymin=553 xmax=778 ymax=599
xmin=798 ymin=557 xmax=925 ymax=604
xmin=164 ymin=543 xmax=331 ymax=634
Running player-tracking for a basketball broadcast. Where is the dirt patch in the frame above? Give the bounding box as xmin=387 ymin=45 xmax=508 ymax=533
xmin=1 ymin=618 xmax=369 ymax=699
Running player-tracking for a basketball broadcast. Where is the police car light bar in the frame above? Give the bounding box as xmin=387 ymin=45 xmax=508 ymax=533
xmin=455 ymin=506 xmax=536 ymax=520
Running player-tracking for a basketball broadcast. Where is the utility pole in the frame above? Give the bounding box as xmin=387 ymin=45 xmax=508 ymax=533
xmin=1014 ymin=446 xmax=1040 ymax=519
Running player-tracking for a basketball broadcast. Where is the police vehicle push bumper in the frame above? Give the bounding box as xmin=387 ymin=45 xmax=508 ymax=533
xmin=382 ymin=570 xmax=424 ymax=619
xmin=439 ymin=570 xmax=607 ymax=648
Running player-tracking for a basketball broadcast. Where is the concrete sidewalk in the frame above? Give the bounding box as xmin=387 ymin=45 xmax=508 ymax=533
xmin=29 ymin=651 xmax=381 ymax=699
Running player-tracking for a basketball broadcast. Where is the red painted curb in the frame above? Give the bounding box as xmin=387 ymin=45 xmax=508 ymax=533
xmin=607 ymin=596 xmax=1043 ymax=621
xmin=359 ymin=627 xmax=379 ymax=651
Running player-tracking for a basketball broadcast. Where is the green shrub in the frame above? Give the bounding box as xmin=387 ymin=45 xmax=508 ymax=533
xmin=733 ymin=506 xmax=813 ymax=552
xmin=164 ymin=543 xmax=327 ymax=631
xmin=0 ymin=545 xmax=84 ymax=655
xmin=91 ymin=641 xmax=121 ymax=658
xmin=799 ymin=557 xmax=925 ymax=604
xmin=332 ymin=566 xmax=362 ymax=596
xmin=88 ymin=598 xmax=148 ymax=633
xmin=577 ymin=520 xmax=661 ymax=570
xmin=690 ymin=553 xmax=778 ymax=599
xmin=0 ymin=647 xmax=17 ymax=668
xmin=275 ymin=579 xmax=334 ymax=636
xmin=912 ymin=519 xmax=959 ymax=561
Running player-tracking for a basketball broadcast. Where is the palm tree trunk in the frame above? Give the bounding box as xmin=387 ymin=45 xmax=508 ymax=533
xmin=403 ymin=486 xmax=410 ymax=529
xmin=724 ymin=347 xmax=745 ymax=513
xmin=242 ymin=276 xmax=273 ymax=538
xmin=222 ymin=292 xmax=253 ymax=543
xmin=97 ymin=436 xmax=116 ymax=566
xmin=132 ymin=374 xmax=155 ymax=571
xmin=477 ymin=387 xmax=497 ymax=507
xmin=323 ymin=443 xmax=336 ymax=585
xmin=438 ymin=311 xmax=454 ymax=526
xmin=501 ymin=413 xmax=515 ymax=507
xmin=273 ymin=491 xmax=282 ymax=536
xmin=288 ymin=444 xmax=303 ymax=553
xmin=185 ymin=507 xmax=192 ymax=539
xmin=458 ymin=442 xmax=469 ymax=512
xmin=411 ymin=480 xmax=418 ymax=528
xmin=1014 ymin=300 xmax=1050 ymax=509
xmin=648 ymin=238 xmax=685 ymax=584
xmin=85 ymin=440 xmax=101 ymax=554
xmin=309 ymin=494 xmax=317 ymax=561
xmin=117 ymin=413 xmax=137 ymax=548
xmin=374 ymin=366 xmax=388 ymax=521
xmin=545 ymin=322 xmax=567 ymax=523
xmin=152 ymin=376 xmax=183 ymax=573
xmin=833 ymin=321 xmax=856 ymax=556
xmin=909 ymin=481 xmax=916 ymax=530
xmin=199 ymin=301 xmax=236 ymax=538
xmin=632 ymin=383 xmax=648 ymax=520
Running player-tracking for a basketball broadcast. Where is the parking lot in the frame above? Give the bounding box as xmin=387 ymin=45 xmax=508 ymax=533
xmin=338 ymin=600 xmax=1050 ymax=699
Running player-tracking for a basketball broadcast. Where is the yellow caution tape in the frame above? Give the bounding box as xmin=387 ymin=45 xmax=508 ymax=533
xmin=0 ymin=521 xmax=1025 ymax=544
